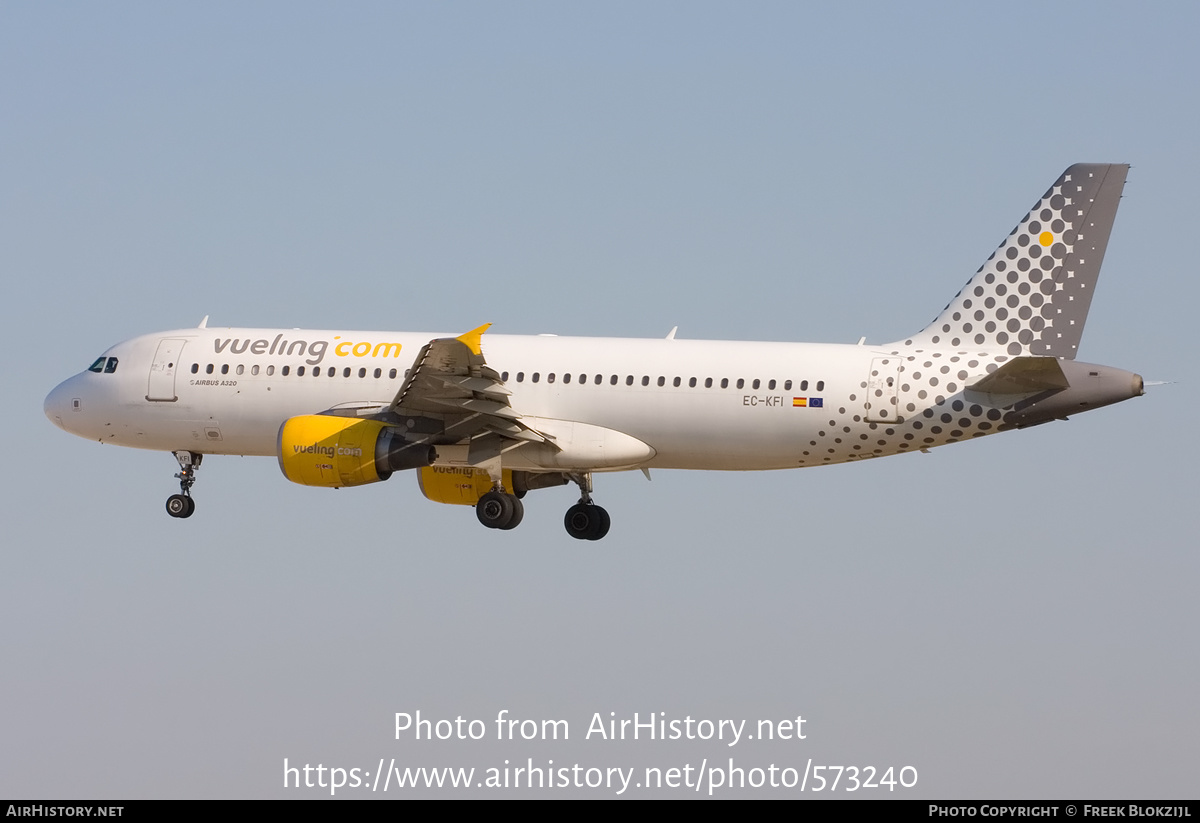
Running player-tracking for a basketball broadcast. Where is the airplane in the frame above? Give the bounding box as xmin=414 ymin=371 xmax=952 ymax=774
xmin=44 ymin=163 xmax=1144 ymax=540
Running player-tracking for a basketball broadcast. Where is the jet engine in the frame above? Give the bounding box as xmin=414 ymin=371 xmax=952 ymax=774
xmin=278 ymin=415 xmax=434 ymax=488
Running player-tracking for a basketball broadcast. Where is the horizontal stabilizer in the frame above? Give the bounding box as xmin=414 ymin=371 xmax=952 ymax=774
xmin=967 ymin=357 xmax=1069 ymax=394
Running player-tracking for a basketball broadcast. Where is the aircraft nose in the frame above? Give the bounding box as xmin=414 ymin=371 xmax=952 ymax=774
xmin=44 ymin=378 xmax=76 ymax=430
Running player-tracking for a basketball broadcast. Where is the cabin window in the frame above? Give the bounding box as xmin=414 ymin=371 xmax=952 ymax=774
xmin=297 ymin=366 xmax=306 ymax=376
xmin=389 ymin=369 xmax=397 ymax=379
xmin=705 ymin=378 xmax=713 ymax=388
xmin=548 ymin=373 xmax=556 ymax=384
xmin=768 ymin=379 xmax=776 ymax=390
xmin=720 ymin=378 xmax=728 ymax=388
xmin=266 ymin=365 xmax=274 ymax=376
xmin=236 ymin=365 xmax=245 ymax=376
xmin=673 ymin=377 xmax=681 ymax=387
xmin=816 ymin=380 xmax=825 ymax=391
xmin=563 ymin=373 xmax=571 ymax=384
xmin=516 ymin=372 xmax=524 ymax=383
xmin=610 ymin=375 xmax=618 ymax=385
xmin=641 ymin=376 xmax=649 ymax=386
xmin=221 ymin=364 xmax=229 ymax=375
xmin=501 ymin=371 xmax=509 ymax=382
xmin=190 ymin=364 xmax=199 ymax=374
xmin=252 ymin=365 xmax=260 ymax=376
xmin=688 ymin=377 xmax=697 ymax=388
xmin=206 ymin=364 xmax=214 ymax=375
xmin=752 ymin=379 xmax=760 ymax=390
xmin=282 ymin=366 xmax=290 ymax=376
xmin=784 ymin=379 xmax=792 ymax=390
xmin=736 ymin=378 xmax=745 ymax=389
xmin=625 ymin=375 xmax=634 ymax=386
xmin=343 ymin=368 xmax=351 ymax=378
xmin=594 ymin=374 xmax=602 ymax=385
xmin=358 ymin=368 xmax=366 ymax=378
xmin=800 ymin=380 xmax=808 ymax=391
xmin=532 ymin=373 xmax=540 ymax=383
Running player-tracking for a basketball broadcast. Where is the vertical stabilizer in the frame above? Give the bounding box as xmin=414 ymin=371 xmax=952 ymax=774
xmin=900 ymin=164 xmax=1128 ymax=359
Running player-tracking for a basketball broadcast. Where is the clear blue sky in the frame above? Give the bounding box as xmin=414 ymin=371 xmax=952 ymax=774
xmin=3 ymin=1 xmax=1196 ymax=797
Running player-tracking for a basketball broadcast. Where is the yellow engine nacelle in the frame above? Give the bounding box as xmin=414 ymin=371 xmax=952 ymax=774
xmin=416 ymin=467 xmax=569 ymax=505
xmin=417 ymin=466 xmax=515 ymax=506
xmin=278 ymin=415 xmax=433 ymax=488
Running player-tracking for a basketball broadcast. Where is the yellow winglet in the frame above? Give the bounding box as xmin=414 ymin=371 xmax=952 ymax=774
xmin=456 ymin=323 xmax=492 ymax=355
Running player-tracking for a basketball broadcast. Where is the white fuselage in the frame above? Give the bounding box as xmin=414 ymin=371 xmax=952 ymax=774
xmin=46 ymin=326 xmax=1015 ymax=472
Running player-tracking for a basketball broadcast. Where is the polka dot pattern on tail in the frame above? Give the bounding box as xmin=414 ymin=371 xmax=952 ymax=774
xmin=899 ymin=164 xmax=1128 ymax=359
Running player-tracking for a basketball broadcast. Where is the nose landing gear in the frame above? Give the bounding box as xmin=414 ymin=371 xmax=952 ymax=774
xmin=165 ymin=451 xmax=201 ymax=519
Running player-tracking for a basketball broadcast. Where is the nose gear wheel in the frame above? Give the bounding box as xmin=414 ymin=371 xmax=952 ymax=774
xmin=165 ymin=451 xmax=201 ymax=519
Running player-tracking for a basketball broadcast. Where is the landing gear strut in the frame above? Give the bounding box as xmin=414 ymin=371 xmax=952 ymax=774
xmin=166 ymin=451 xmax=201 ymax=519
xmin=564 ymin=472 xmax=610 ymax=541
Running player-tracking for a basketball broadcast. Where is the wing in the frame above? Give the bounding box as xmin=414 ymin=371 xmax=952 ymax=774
xmin=389 ymin=324 xmax=553 ymax=464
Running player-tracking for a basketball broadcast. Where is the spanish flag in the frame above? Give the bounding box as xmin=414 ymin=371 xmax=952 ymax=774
xmin=792 ymin=397 xmax=807 ymax=407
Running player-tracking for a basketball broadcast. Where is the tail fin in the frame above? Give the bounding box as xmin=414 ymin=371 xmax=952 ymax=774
xmin=899 ymin=163 xmax=1128 ymax=359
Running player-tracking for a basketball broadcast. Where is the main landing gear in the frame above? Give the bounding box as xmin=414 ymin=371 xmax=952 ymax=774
xmin=165 ymin=450 xmax=201 ymax=519
xmin=475 ymin=489 xmax=524 ymax=531
xmin=473 ymin=471 xmax=612 ymax=540
xmin=564 ymin=502 xmax=610 ymax=541
xmin=563 ymin=472 xmax=609 ymax=541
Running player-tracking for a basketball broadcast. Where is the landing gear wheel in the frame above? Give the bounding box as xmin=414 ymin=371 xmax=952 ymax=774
xmin=476 ymin=491 xmax=521 ymax=530
xmin=590 ymin=505 xmax=610 ymax=540
xmin=166 ymin=494 xmax=194 ymax=518
xmin=501 ymin=496 xmax=524 ymax=530
xmin=166 ymin=451 xmax=202 ymax=519
xmin=564 ymin=503 xmax=610 ymax=541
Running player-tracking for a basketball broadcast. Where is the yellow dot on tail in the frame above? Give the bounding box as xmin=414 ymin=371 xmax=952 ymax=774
xmin=1039 ymin=231 xmax=1054 ymax=246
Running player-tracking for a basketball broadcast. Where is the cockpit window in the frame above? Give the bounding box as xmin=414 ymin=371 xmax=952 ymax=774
xmin=88 ymin=357 xmax=119 ymax=374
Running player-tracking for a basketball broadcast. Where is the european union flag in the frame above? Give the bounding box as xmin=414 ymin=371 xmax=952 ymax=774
xmin=810 ymin=397 xmax=823 ymax=408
